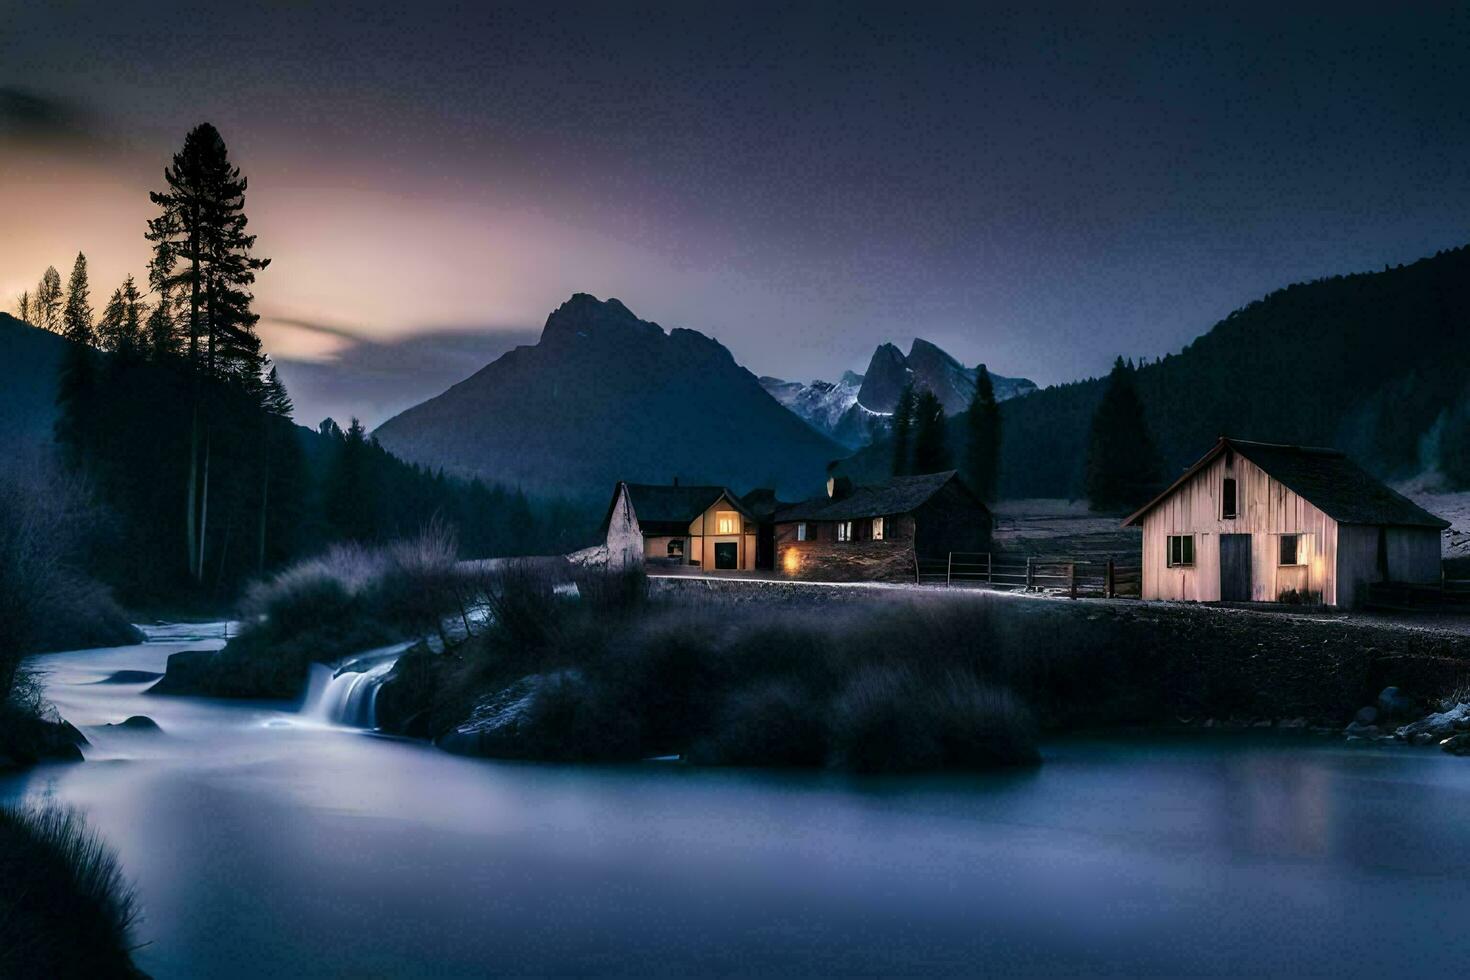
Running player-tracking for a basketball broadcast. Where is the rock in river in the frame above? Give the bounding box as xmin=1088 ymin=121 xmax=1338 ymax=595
xmin=1442 ymin=733 xmax=1470 ymax=756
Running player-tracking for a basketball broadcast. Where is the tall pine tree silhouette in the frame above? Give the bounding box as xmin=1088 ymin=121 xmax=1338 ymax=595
xmin=912 ymin=387 xmax=950 ymax=474
xmin=891 ymin=382 xmax=917 ymax=476
xmin=964 ymin=364 xmax=1001 ymax=500
xmin=1085 ymin=357 xmax=1162 ymax=511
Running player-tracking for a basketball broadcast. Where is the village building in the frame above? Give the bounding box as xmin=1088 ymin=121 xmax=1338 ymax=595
xmin=773 ymin=470 xmax=992 ymax=581
xmin=599 ymin=481 xmax=769 ymax=571
xmin=1123 ymin=437 xmax=1448 ymax=608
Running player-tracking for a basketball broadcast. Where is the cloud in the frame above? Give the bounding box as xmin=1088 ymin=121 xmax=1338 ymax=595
xmin=270 ymin=324 xmax=539 ymax=431
xmin=0 ymin=87 xmax=103 ymax=148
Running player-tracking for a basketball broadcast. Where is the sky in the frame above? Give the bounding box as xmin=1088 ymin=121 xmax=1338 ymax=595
xmin=3 ymin=2 xmax=1469 ymax=428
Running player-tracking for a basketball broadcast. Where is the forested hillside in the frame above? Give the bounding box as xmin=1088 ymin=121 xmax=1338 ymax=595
xmin=839 ymin=245 xmax=1470 ymax=499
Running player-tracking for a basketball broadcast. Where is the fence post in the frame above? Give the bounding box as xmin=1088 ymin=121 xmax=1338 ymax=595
xmin=1026 ymin=556 xmax=1034 ymax=591
xmin=1106 ymin=558 xmax=1115 ymax=599
xmin=913 ymin=553 xmax=920 ymax=585
xmin=947 ymin=551 xmax=953 ymax=587
xmin=987 ymin=552 xmax=993 ymax=585
xmin=1069 ymin=562 xmax=1077 ymax=599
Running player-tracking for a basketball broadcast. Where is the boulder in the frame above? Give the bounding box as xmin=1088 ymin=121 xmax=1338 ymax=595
xmin=1353 ymin=705 xmax=1378 ymax=726
xmin=95 ymin=669 xmax=163 ymax=685
xmin=146 ymin=650 xmax=220 ymax=696
xmin=1376 ymin=686 xmax=1418 ymax=721
xmin=1441 ymin=733 xmax=1470 ymax=756
xmin=103 ymin=715 xmax=161 ymax=732
xmin=1344 ymin=721 xmax=1379 ymax=737
xmin=1395 ymin=702 xmax=1470 ymax=741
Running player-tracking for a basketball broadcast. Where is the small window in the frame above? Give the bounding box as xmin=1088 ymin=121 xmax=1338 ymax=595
xmin=1279 ymin=533 xmax=1302 ymax=566
xmin=1221 ymin=478 xmax=1237 ymax=519
xmin=716 ymin=511 xmax=740 ymax=535
xmin=1166 ymin=534 xmax=1194 ymax=567
xmin=667 ymin=539 xmax=683 ymax=558
xmin=795 ymin=523 xmax=808 ymax=542
xmin=837 ymin=520 xmax=852 ymax=542
xmin=872 ymin=516 xmax=884 ymax=541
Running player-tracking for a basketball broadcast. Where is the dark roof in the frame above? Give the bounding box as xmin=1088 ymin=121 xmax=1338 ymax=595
xmin=600 ymin=482 xmax=756 ymax=533
xmin=776 ymin=470 xmax=984 ymax=522
xmin=1123 ymin=438 xmax=1450 ymax=529
xmin=740 ymin=487 xmax=784 ymax=520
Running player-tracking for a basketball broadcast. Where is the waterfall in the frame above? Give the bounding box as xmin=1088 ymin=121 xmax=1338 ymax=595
xmin=299 ymin=642 xmax=413 ymax=729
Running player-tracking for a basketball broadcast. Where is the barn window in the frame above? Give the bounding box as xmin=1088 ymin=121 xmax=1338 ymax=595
xmin=837 ymin=521 xmax=853 ymax=542
xmin=872 ymin=517 xmax=884 ymax=540
xmin=1221 ymin=478 xmax=1238 ymax=519
xmin=1279 ymin=534 xmax=1303 ymax=566
xmin=796 ymin=522 xmax=808 ymax=542
xmin=1166 ymin=534 xmax=1194 ymax=567
xmin=716 ymin=511 xmax=740 ymax=535
xmin=667 ymin=539 xmax=684 ymax=559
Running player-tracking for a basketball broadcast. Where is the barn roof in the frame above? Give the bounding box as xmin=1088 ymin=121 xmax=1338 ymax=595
xmin=1123 ymin=438 xmax=1450 ymax=529
xmin=600 ymin=482 xmax=756 ymax=533
xmin=776 ymin=470 xmax=983 ymax=522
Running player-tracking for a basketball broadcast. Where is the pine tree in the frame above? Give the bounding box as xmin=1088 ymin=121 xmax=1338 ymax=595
xmin=36 ymin=266 xmax=63 ymax=333
xmin=912 ymin=387 xmax=951 ymax=474
xmin=891 ymin=382 xmax=917 ymax=476
xmin=61 ymin=253 xmax=94 ymax=346
xmin=964 ymin=363 xmax=1001 ymax=500
xmin=98 ymin=287 xmax=126 ymax=351
xmin=119 ymin=275 xmax=144 ymax=356
xmin=324 ymin=418 xmax=378 ymax=543
xmin=15 ymin=291 xmax=30 ymax=325
xmin=1084 ymin=357 xmax=1162 ymax=511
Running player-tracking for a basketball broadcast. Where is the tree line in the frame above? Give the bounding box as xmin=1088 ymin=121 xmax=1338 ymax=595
xmin=14 ymin=123 xmax=595 ymax=606
xmin=887 ymin=365 xmax=1004 ymax=503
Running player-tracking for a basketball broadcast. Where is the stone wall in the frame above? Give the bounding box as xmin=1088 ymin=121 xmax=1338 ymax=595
xmin=775 ymin=515 xmax=917 ymax=581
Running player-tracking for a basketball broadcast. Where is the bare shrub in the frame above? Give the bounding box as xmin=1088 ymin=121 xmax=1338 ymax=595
xmin=0 ymin=802 xmax=142 ymax=977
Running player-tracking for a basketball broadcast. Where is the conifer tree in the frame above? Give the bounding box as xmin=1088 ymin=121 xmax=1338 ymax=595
xmin=1084 ymin=357 xmax=1162 ymax=511
xmin=912 ymin=387 xmax=951 ymax=474
xmin=15 ymin=291 xmax=30 ymax=324
xmin=964 ymin=363 xmax=1001 ymax=500
xmin=891 ymin=382 xmax=917 ymax=476
xmin=61 ymin=253 xmax=94 ymax=346
xmin=36 ymin=265 xmax=63 ymax=333
xmin=98 ymin=287 xmax=126 ymax=351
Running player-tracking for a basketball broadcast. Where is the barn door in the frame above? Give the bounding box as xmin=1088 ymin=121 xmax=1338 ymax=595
xmin=714 ymin=542 xmax=738 ymax=570
xmin=1220 ymin=534 xmax=1252 ymax=602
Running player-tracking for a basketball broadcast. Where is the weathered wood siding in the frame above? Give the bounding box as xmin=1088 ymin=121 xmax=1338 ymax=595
xmin=1140 ymin=452 xmax=1340 ymax=605
xmin=1336 ymin=525 xmax=1442 ymax=608
xmin=604 ymin=484 xmax=644 ymax=569
xmin=775 ymin=514 xmax=917 ymax=581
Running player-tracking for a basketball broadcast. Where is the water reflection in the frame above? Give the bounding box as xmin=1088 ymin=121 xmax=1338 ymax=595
xmin=4 ymin=633 xmax=1470 ymax=977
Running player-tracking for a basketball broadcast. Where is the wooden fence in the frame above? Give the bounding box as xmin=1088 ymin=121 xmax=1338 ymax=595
xmin=915 ymin=551 xmax=1142 ymax=598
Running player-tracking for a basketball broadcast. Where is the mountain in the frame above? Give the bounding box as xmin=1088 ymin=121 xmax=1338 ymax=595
xmin=0 ymin=312 xmax=66 ymax=466
xmin=761 ymin=339 xmax=1036 ymax=448
xmin=835 ymin=244 xmax=1470 ymax=500
xmin=373 ymin=294 xmax=843 ymax=499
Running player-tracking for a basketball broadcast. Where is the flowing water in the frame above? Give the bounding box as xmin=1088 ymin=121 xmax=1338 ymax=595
xmin=5 ymin=626 xmax=1470 ymax=977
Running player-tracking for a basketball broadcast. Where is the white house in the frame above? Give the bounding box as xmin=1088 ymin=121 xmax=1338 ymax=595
xmin=1123 ymin=437 xmax=1448 ymax=608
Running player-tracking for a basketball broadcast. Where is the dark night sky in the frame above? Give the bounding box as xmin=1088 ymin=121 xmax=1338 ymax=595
xmin=4 ymin=2 xmax=1469 ymax=427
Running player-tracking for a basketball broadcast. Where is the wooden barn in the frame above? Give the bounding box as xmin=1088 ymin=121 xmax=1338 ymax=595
xmin=599 ymin=481 xmax=770 ymax=571
xmin=1123 ymin=437 xmax=1448 ymax=608
xmin=774 ymin=471 xmax=992 ymax=581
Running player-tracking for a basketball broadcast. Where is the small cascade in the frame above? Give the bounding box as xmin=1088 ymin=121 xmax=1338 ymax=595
xmin=299 ymin=642 xmax=412 ymax=729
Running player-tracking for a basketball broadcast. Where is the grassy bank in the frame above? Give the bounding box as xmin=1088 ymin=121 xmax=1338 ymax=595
xmin=0 ymin=802 xmax=143 ymax=978
xmin=149 ymin=525 xmax=475 ymax=699
xmin=375 ymin=571 xmax=1470 ymax=772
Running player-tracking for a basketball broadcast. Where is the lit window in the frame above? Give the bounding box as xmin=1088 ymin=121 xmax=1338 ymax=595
xmin=716 ymin=511 xmax=740 ymax=535
xmin=796 ymin=523 xmax=808 ymax=542
xmin=1279 ymin=534 xmax=1302 ymax=566
xmin=872 ymin=517 xmax=884 ymax=540
xmin=667 ymin=539 xmax=684 ymax=558
xmin=1222 ymin=478 xmax=1237 ymax=519
xmin=837 ymin=521 xmax=853 ymax=542
xmin=1167 ymin=534 xmax=1194 ymax=567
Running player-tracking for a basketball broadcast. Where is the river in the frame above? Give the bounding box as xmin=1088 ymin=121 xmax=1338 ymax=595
xmin=4 ymin=625 xmax=1470 ymax=977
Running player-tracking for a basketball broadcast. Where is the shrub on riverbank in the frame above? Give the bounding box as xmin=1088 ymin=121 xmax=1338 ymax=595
xmin=0 ymin=802 xmax=142 ymax=978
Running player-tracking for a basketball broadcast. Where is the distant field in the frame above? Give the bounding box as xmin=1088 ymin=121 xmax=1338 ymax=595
xmin=991 ymin=498 xmax=1140 ymax=558
xmin=1401 ymin=488 xmax=1470 ymax=562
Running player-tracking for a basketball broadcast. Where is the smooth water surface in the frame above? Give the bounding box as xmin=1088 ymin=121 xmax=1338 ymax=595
xmin=5 ymin=628 xmax=1470 ymax=977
